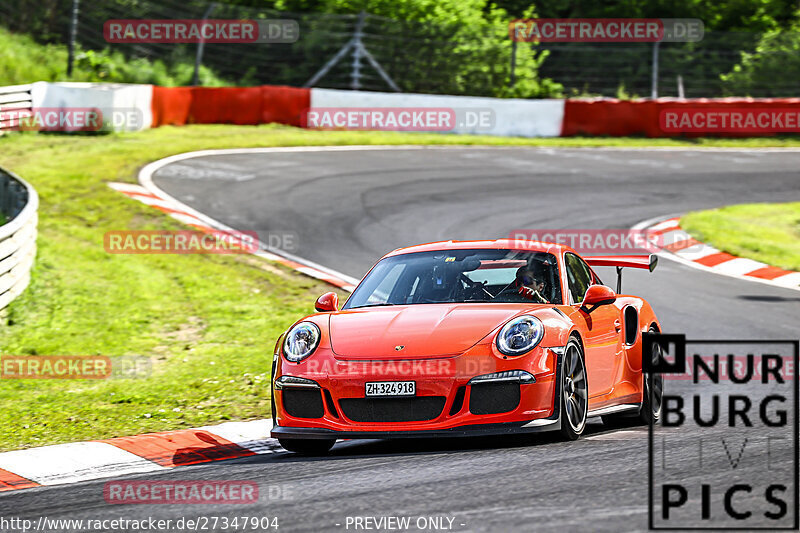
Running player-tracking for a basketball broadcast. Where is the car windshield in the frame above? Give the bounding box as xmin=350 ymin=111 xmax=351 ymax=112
xmin=344 ymin=249 xmax=562 ymax=308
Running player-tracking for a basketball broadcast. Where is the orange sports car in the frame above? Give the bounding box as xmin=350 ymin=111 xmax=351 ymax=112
xmin=270 ymin=240 xmax=663 ymax=454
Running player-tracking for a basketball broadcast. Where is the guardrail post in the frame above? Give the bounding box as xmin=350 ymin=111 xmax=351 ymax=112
xmin=67 ymin=0 xmax=81 ymax=77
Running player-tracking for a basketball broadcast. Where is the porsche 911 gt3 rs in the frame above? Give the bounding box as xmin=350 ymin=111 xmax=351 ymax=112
xmin=270 ymin=239 xmax=664 ymax=454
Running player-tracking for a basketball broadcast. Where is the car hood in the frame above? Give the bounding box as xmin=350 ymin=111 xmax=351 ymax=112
xmin=329 ymin=303 xmax=538 ymax=359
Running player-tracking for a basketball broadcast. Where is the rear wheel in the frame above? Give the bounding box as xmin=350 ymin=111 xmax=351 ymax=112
xmin=639 ymin=327 xmax=664 ymax=424
xmin=278 ymin=438 xmax=336 ymax=455
xmin=559 ymin=338 xmax=588 ymax=440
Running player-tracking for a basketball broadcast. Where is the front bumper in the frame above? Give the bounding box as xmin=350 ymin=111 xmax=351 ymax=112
xmin=271 ymin=418 xmax=560 ymax=440
xmin=271 ymin=345 xmax=564 ymax=439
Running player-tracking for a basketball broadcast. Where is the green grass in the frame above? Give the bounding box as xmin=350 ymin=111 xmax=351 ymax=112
xmin=681 ymin=203 xmax=800 ymax=272
xmin=2 ymin=125 xmax=800 ymax=452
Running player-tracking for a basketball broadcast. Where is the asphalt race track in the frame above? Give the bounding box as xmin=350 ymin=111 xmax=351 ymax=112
xmin=5 ymin=147 xmax=799 ymax=531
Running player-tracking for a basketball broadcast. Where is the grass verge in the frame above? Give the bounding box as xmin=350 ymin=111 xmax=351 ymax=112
xmin=1 ymin=125 xmax=800 ymax=452
xmin=681 ymin=203 xmax=800 ymax=272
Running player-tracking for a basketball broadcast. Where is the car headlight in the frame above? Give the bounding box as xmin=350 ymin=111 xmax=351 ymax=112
xmin=496 ymin=315 xmax=544 ymax=356
xmin=283 ymin=322 xmax=321 ymax=362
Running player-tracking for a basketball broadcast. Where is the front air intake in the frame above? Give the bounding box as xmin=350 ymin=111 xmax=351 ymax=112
xmin=339 ymin=397 xmax=446 ymax=422
xmin=469 ymin=382 xmax=521 ymax=415
xmin=282 ymin=389 xmax=324 ymax=419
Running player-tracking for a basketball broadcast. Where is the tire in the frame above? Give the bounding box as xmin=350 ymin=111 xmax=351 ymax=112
xmin=639 ymin=327 xmax=664 ymax=425
xmin=559 ymin=337 xmax=588 ymax=440
xmin=278 ymin=438 xmax=336 ymax=455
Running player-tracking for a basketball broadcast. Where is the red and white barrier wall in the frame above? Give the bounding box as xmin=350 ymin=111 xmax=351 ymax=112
xmin=23 ymin=82 xmax=800 ymax=137
xmin=150 ymin=85 xmax=310 ymax=127
xmin=309 ymin=88 xmax=565 ymax=137
xmin=31 ymin=81 xmax=153 ymax=132
xmin=562 ymin=97 xmax=800 ymax=137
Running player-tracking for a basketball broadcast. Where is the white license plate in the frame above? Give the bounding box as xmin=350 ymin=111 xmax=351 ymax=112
xmin=365 ymin=381 xmax=416 ymax=397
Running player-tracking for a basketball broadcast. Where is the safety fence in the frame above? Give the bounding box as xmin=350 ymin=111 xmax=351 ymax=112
xmin=0 ymin=167 xmax=38 ymax=312
xmin=2 ymin=0 xmax=797 ymax=99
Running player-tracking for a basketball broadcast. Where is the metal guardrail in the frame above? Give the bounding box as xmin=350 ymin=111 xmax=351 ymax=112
xmin=0 ymin=84 xmax=33 ymax=133
xmin=0 ymin=166 xmax=38 ymax=312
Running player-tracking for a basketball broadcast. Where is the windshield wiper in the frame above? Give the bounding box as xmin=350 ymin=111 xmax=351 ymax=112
xmin=351 ymin=302 xmax=396 ymax=309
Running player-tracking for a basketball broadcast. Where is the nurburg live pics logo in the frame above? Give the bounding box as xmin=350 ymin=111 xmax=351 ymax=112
xmin=644 ymin=334 xmax=799 ymax=530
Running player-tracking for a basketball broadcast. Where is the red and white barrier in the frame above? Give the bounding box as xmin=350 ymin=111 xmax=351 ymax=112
xmin=562 ymin=97 xmax=800 ymax=137
xmin=310 ymin=88 xmax=565 ymax=137
xmin=22 ymin=81 xmax=800 ymax=137
xmin=30 ymin=81 xmax=153 ymax=132
xmin=151 ymin=85 xmax=310 ymax=127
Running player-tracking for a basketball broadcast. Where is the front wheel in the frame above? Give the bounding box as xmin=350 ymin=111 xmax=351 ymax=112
xmin=278 ymin=438 xmax=336 ymax=455
xmin=559 ymin=338 xmax=588 ymax=440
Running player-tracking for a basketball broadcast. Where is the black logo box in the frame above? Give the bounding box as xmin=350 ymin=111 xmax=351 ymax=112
xmin=644 ymin=335 xmax=799 ymax=531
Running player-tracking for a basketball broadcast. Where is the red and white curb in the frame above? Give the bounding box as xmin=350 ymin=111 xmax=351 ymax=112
xmin=634 ymin=215 xmax=800 ymax=292
xmin=0 ymin=420 xmax=277 ymax=492
xmin=108 ymin=181 xmax=357 ymax=292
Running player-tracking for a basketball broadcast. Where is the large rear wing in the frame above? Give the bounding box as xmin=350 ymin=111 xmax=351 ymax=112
xmin=584 ymin=254 xmax=658 ymax=292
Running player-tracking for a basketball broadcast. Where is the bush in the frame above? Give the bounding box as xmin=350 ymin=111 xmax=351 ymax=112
xmin=0 ymin=27 xmax=228 ymax=86
xmin=721 ymin=15 xmax=800 ymax=97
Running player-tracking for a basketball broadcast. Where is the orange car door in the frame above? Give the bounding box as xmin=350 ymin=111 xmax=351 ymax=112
xmin=564 ymin=253 xmax=622 ymax=398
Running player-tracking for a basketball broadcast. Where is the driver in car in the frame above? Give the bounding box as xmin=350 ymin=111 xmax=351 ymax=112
xmin=514 ymin=266 xmax=548 ymax=303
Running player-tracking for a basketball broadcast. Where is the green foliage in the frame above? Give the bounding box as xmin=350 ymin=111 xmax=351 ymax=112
xmin=0 ymin=27 xmax=228 ymax=86
xmin=4 ymin=0 xmax=800 ymax=97
xmin=494 ymin=0 xmax=796 ymax=31
xmin=0 ymin=28 xmax=73 ymax=84
xmin=721 ymin=15 xmax=800 ymax=97
xmin=299 ymin=0 xmax=562 ymax=97
xmin=73 ymin=49 xmax=226 ymax=87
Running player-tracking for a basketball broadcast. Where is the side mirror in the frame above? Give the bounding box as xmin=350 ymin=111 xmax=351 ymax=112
xmin=315 ymin=292 xmax=339 ymax=312
xmin=582 ymin=285 xmax=616 ymax=309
